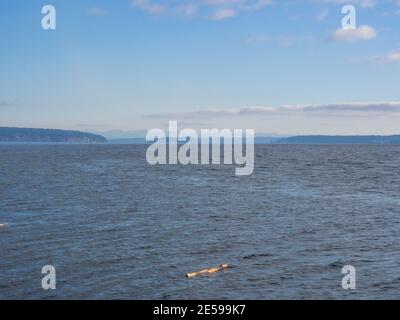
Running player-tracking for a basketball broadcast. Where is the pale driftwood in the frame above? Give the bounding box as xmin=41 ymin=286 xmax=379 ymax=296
xmin=186 ymin=264 xmax=229 ymax=278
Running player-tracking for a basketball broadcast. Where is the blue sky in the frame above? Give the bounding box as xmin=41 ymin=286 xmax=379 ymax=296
xmin=1 ymin=0 xmax=400 ymax=135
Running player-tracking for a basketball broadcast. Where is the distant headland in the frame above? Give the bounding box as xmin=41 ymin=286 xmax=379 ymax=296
xmin=0 ymin=127 xmax=106 ymax=143
xmin=274 ymin=135 xmax=400 ymax=144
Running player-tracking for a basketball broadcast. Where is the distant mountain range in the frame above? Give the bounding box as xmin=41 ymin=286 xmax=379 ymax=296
xmin=107 ymin=135 xmax=400 ymax=144
xmin=2 ymin=127 xmax=400 ymax=145
xmin=0 ymin=127 xmax=106 ymax=143
xmin=274 ymin=135 xmax=400 ymax=144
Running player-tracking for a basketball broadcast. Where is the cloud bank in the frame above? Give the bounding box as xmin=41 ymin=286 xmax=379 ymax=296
xmin=147 ymin=102 xmax=400 ymax=119
xmin=130 ymin=0 xmax=273 ymax=19
xmin=143 ymin=102 xmax=400 ymax=135
xmin=370 ymin=51 xmax=400 ymax=63
xmin=129 ymin=0 xmax=396 ymax=20
xmin=331 ymin=25 xmax=377 ymax=42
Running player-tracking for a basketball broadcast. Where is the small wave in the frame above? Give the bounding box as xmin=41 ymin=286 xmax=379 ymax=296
xmin=242 ymin=253 xmax=272 ymax=260
xmin=325 ymin=260 xmax=345 ymax=269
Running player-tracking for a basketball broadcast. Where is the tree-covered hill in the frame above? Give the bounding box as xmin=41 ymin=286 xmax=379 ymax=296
xmin=0 ymin=127 xmax=106 ymax=143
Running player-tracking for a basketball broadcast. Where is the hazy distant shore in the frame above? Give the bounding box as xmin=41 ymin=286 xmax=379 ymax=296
xmin=3 ymin=127 xmax=400 ymax=145
xmin=0 ymin=127 xmax=106 ymax=143
xmin=106 ymin=135 xmax=400 ymax=145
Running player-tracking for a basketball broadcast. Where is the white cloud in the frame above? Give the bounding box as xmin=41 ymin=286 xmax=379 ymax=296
xmin=174 ymin=3 xmax=198 ymax=17
xmin=358 ymin=0 xmax=377 ymax=8
xmin=131 ymin=0 xmax=166 ymax=15
xmin=246 ymin=33 xmax=317 ymax=47
xmin=241 ymin=0 xmax=274 ymax=11
xmin=129 ymin=0 xmax=397 ymax=19
xmin=331 ymin=25 xmax=377 ymax=42
xmin=316 ymin=10 xmax=328 ymax=21
xmin=370 ymin=51 xmax=400 ymax=63
xmin=130 ymin=0 xmax=273 ymax=19
xmin=88 ymin=7 xmax=108 ymax=17
xmin=314 ymin=0 xmax=377 ymax=8
xmin=203 ymin=0 xmax=244 ymax=4
xmin=211 ymin=8 xmax=236 ymax=20
xmin=387 ymin=51 xmax=400 ymax=61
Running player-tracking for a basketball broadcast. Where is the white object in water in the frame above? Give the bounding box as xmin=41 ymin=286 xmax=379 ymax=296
xmin=186 ymin=263 xmax=230 ymax=278
xmin=0 ymin=224 xmax=6 ymax=229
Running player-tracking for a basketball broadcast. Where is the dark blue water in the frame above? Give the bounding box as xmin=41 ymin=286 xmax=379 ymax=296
xmin=0 ymin=144 xmax=399 ymax=299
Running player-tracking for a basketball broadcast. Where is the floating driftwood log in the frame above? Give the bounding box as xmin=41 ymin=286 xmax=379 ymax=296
xmin=186 ymin=264 xmax=230 ymax=278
